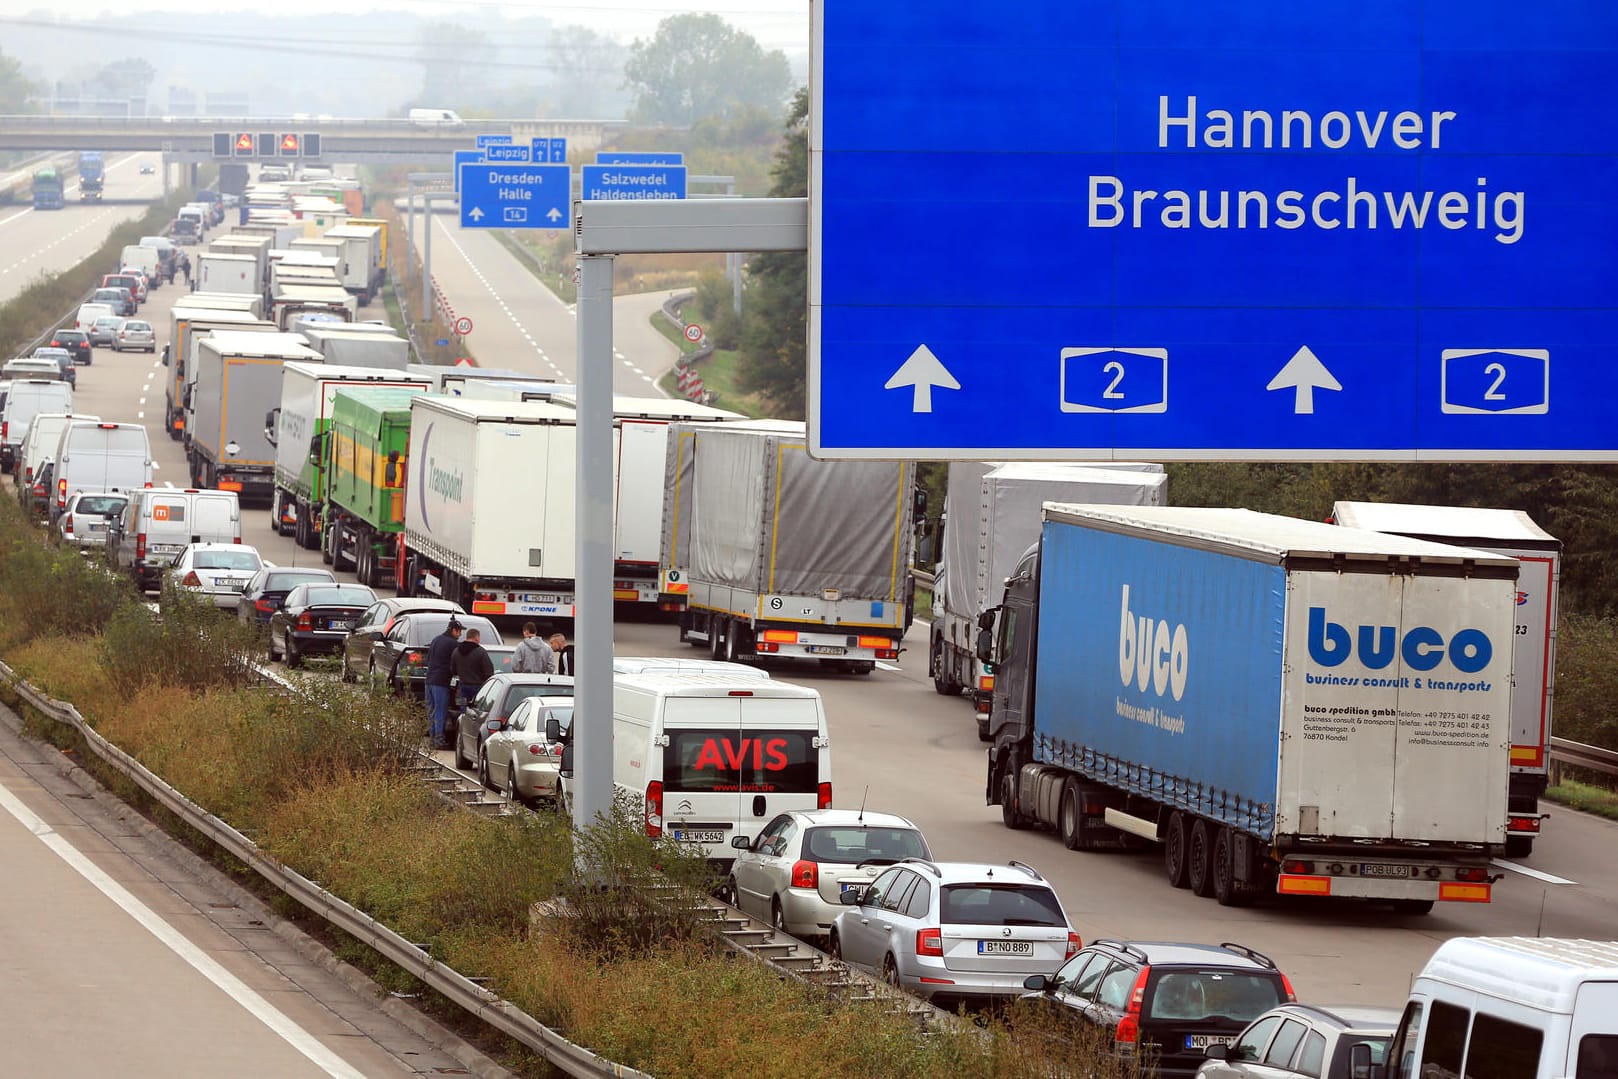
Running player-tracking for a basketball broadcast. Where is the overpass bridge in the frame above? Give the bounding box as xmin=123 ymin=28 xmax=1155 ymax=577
xmin=0 ymin=115 xmax=622 ymax=166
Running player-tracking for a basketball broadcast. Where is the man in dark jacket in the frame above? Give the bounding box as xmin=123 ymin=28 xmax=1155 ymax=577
xmin=452 ymin=628 xmax=496 ymax=710
xmin=424 ymin=619 xmax=462 ymax=749
xmin=548 ymin=631 xmax=575 ymax=676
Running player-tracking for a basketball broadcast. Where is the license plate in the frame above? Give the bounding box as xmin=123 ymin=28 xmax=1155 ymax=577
xmin=978 ymin=940 xmax=1033 ymax=955
xmin=1186 ymin=1034 xmax=1233 ymax=1051
xmin=1361 ymin=863 xmax=1411 ymax=879
xmin=807 ymin=644 xmax=846 ymax=655
xmin=215 ymin=578 xmax=245 ymax=587
xmin=840 ymin=881 xmax=866 ymax=894
xmin=332 ymin=619 xmax=355 ymax=630
xmin=672 ymin=829 xmax=725 ymax=844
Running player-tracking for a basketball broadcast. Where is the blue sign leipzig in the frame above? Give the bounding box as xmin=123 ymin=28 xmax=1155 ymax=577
xmin=458 ymin=162 xmax=571 ymax=230
xmin=475 ymin=134 xmax=512 ymax=149
xmin=486 ymin=142 xmax=531 ymax=163
xmin=580 ymin=164 xmax=686 ymax=201
xmin=810 ymin=2 xmax=1618 ymax=461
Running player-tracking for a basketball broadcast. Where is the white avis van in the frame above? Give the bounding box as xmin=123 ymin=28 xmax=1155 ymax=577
xmin=559 ymin=674 xmax=831 ymax=866
xmin=1373 ymin=937 xmax=1618 ymax=1079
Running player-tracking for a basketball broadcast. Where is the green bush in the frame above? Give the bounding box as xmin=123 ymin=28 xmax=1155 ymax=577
xmin=99 ymin=583 xmax=260 ymax=693
xmin=1550 ymin=612 xmax=1618 ymax=750
xmin=0 ymin=498 xmax=134 ymax=645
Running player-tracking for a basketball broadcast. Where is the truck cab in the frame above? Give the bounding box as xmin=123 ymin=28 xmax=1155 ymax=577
xmin=981 ymin=543 xmax=1039 ymax=817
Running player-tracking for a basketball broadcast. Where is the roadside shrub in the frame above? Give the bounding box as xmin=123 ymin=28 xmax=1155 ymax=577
xmin=0 ymin=501 xmax=134 ymax=646
xmin=1552 ymin=612 xmax=1618 ymax=751
xmin=99 ymin=583 xmax=259 ymax=692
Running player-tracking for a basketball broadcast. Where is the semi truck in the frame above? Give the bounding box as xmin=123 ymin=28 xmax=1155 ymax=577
xmin=321 ymin=223 xmax=384 ymax=304
xmin=207 ymin=234 xmax=272 ymax=289
xmin=1331 ymin=501 xmax=1561 ymax=858
xmin=78 ymin=152 xmax=104 ymax=201
xmin=195 ymin=252 xmax=260 ymax=298
xmin=187 ymin=331 xmax=323 ymax=497
xmin=345 ymin=217 xmax=390 ymax=281
xmin=662 ymin=419 xmax=919 ymax=674
xmin=931 ymin=463 xmax=1168 ymax=740
xmin=984 ymin=505 xmax=1517 ymax=912
xmin=165 ymin=304 xmax=272 ymax=440
xmin=399 ymin=396 xmax=581 ymax=618
xmin=321 ymin=385 xmax=430 ymax=588
xmin=31 ymin=167 xmax=64 ymax=210
xmin=267 ymin=363 xmax=429 ymax=552
xmin=271 ymin=282 xmax=356 ymax=329
xmin=297 ymin=325 xmax=409 ymax=368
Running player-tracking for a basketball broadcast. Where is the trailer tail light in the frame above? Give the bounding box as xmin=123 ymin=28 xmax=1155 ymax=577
xmin=296 ymin=612 xmax=312 ymax=630
xmin=857 ymin=635 xmax=891 ymax=650
xmin=1438 ymin=882 xmax=1492 ymax=902
xmin=791 ymin=860 xmax=818 ymax=889
xmin=916 ymin=928 xmax=943 ymax=957
xmin=1507 ymin=816 xmax=1541 ymax=834
xmin=817 ymin=782 xmax=832 ymax=810
xmin=1066 ymin=931 xmax=1083 ymax=960
xmin=761 ymin=630 xmax=798 ymax=643
xmin=1454 ymin=866 xmax=1491 ymax=883
xmin=978 ymin=675 xmax=995 ymax=692
xmin=644 ymin=781 xmax=663 ymax=837
xmin=1114 ymin=967 xmax=1151 ymax=1048
xmin=181 ymin=571 xmax=201 ymax=586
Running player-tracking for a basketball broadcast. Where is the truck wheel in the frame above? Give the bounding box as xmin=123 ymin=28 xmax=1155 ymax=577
xmin=709 ymin=616 xmax=727 ymax=660
xmin=930 ymin=633 xmax=960 ymax=696
xmin=1391 ymin=899 xmax=1434 ymax=916
xmin=1000 ymin=770 xmax=1030 ymax=830
xmin=723 ymin=621 xmax=741 ymax=662
xmin=320 ymin=517 xmax=335 ymax=564
xmin=1059 ymin=781 xmax=1088 ymax=851
xmin=1164 ymin=812 xmax=1191 ymax=889
xmin=332 ymin=521 xmax=353 ymax=571
xmin=1188 ymin=819 xmax=1216 ymax=898
xmin=1504 ymin=835 xmax=1533 ymax=859
xmin=1212 ymin=827 xmax=1254 ymax=907
xmin=977 ymin=714 xmax=990 ymax=742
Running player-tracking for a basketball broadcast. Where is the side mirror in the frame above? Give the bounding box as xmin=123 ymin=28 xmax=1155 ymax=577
xmin=975 ymin=627 xmax=995 ymax=666
xmin=912 ymin=487 xmax=928 ymax=519
xmin=838 ymin=889 xmax=864 ymax=906
xmin=977 ymin=608 xmax=997 ymax=631
xmin=1203 ymin=1044 xmax=1228 ymax=1061
xmin=730 ymin=834 xmax=751 ymax=850
xmin=264 ymin=407 xmax=279 ymax=447
xmin=558 ymin=743 xmax=573 ymax=778
xmin=161 ymin=344 xmax=170 ymax=367
xmin=384 ymin=449 xmax=400 ymax=487
xmin=1022 ymin=974 xmax=1050 ymax=992
xmin=544 ymin=716 xmax=561 ymax=742
xmin=1349 ymin=1044 xmax=1384 ymax=1079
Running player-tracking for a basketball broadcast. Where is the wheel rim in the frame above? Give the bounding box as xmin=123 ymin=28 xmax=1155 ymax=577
xmin=478 ymin=752 xmax=489 ymax=788
xmin=772 ymin=902 xmax=784 ymax=931
xmin=883 ymin=956 xmax=899 ymax=987
xmin=829 ymin=934 xmax=841 ymax=960
xmin=1165 ymin=815 xmax=1187 ymax=883
xmin=507 ymin=768 xmax=519 ymax=804
xmin=1214 ymin=830 xmax=1232 ymax=896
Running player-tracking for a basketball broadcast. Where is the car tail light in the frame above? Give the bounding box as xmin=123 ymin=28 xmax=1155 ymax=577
xmin=56 ymin=478 xmax=67 ymax=508
xmin=1114 ymin=967 xmax=1151 ymax=1047
xmin=182 ymin=571 xmax=201 ymax=586
xmin=403 ymin=649 xmax=424 ymax=666
xmin=22 ymin=467 xmax=31 ymax=484
xmin=916 ymin=928 xmax=943 ymax=957
xmin=32 ymin=481 xmax=45 ymax=498
xmin=1280 ymin=973 xmax=1297 ymax=1002
xmin=136 ymin=532 xmax=147 ymax=561
xmin=296 ymin=611 xmax=312 ymax=630
xmin=645 ymin=780 xmax=663 ymax=837
xmin=817 ymin=782 xmax=832 ymax=810
xmin=527 ymin=743 xmax=546 ymax=756
xmin=2 ymin=421 xmax=8 ymax=440
xmin=1066 ymin=931 xmax=1083 ymax=960
xmin=790 ymin=860 xmax=818 ymax=889
xmin=255 ymin=598 xmax=277 ymax=614
xmin=62 ymin=513 xmax=73 ymax=534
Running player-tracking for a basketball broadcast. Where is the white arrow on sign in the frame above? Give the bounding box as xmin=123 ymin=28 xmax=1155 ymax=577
xmin=546 ymin=207 xmax=562 ymax=222
xmin=1266 ymin=345 xmax=1342 ymax=414
xmin=884 ymin=344 xmax=960 ymax=413
xmin=468 ymin=206 xmax=485 ymax=221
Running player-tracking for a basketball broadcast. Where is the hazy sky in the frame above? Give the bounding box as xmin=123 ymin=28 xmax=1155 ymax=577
xmin=0 ymin=1 xmax=812 ymax=52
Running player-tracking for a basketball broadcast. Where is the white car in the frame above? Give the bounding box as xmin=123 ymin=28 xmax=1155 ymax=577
xmin=113 ymin=319 xmax=156 ymax=353
xmin=727 ymin=809 xmax=933 ymax=939
xmin=167 ymin=543 xmax=264 ymax=609
xmin=478 ymin=695 xmax=571 ymax=805
xmin=57 ymin=491 xmax=129 ymax=549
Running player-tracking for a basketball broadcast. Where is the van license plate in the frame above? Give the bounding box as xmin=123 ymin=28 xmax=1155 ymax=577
xmin=978 ymin=940 xmax=1033 ymax=955
xmin=806 ymin=645 xmax=846 ymax=655
xmin=673 ymin=830 xmax=724 ymax=844
xmin=1361 ymin=863 xmax=1411 ymax=878
xmin=1186 ymin=1034 xmax=1232 ymax=1051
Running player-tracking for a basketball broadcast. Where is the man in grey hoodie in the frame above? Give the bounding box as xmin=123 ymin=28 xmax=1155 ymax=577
xmin=511 ymin=621 xmax=555 ymax=674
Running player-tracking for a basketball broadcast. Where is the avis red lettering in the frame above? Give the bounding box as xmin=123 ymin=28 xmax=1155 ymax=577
xmin=692 ymin=737 xmax=789 ymax=772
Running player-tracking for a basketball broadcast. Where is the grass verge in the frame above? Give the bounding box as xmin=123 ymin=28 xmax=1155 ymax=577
xmin=1544 ymin=778 xmax=1618 ymax=821
xmin=651 ymin=314 xmax=772 ymax=418
xmin=0 ymin=494 xmax=1138 ymax=1078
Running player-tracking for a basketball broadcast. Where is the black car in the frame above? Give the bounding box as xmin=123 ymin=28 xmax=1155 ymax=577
xmin=31 ymin=348 xmax=77 ymax=388
xmin=1021 ymin=940 xmax=1294 ymax=1078
xmin=453 ymin=672 xmax=575 ymax=771
xmin=49 ymin=330 xmax=92 ymax=366
xmin=359 ymin=611 xmax=503 ymax=697
xmin=238 ymin=566 xmax=337 ymax=625
xmin=268 ymin=583 xmax=378 ymax=668
xmin=340 ymin=597 xmax=465 ymax=682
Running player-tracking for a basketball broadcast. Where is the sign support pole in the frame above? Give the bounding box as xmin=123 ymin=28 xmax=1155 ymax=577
xmin=572 ymin=251 xmax=617 ymax=839
xmin=421 ymin=200 xmax=434 ymax=322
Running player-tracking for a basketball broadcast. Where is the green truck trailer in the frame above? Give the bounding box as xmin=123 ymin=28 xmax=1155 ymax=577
xmin=323 ymin=385 xmax=427 ymax=589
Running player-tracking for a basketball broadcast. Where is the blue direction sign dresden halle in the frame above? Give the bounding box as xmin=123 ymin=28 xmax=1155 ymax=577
xmin=580 ymin=164 xmax=686 ymax=201
xmin=810 ymin=2 xmax=1618 ymax=461
xmin=458 ymin=162 xmax=571 ymax=229
xmin=596 ymin=151 xmax=683 ymax=165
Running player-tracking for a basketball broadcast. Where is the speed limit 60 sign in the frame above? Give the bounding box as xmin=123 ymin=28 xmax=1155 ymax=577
xmin=453 ymin=316 xmax=474 ymax=336
xmin=684 ymin=323 xmax=703 ymax=343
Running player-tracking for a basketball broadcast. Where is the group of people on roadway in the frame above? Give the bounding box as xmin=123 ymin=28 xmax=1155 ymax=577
xmin=422 ymin=620 xmax=574 ymax=750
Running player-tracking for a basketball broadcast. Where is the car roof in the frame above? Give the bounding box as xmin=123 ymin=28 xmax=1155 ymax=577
xmin=786 ymin=809 xmax=920 ymax=830
xmin=902 ymin=860 xmax=1053 ymax=886
xmin=188 ymin=542 xmax=257 ymax=552
xmin=267 ymin=567 xmax=334 ymax=579
xmin=381 ymin=597 xmax=462 ymax=613
xmin=1270 ymin=1003 xmax=1402 ymax=1030
xmin=1087 ymin=940 xmax=1282 ymax=971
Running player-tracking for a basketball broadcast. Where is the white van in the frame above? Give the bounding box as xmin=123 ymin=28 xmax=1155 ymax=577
xmin=49 ymin=420 xmax=154 ymax=523
xmin=17 ymin=411 xmax=99 ymax=509
xmin=1375 ymin=937 xmax=1618 ymax=1079
xmin=408 ymin=107 xmax=464 ymax=127
xmin=76 ymin=302 xmax=116 ymax=332
xmin=110 ymin=486 xmax=242 ymax=591
xmin=120 ymin=245 xmax=163 ymax=286
xmin=1 ymin=379 xmax=75 ymax=474
xmin=557 ymin=674 xmax=832 ymax=866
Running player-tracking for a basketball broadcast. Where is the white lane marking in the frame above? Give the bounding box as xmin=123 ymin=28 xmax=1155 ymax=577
xmin=137 ymin=411 xmax=144 ymax=419
xmin=138 ymin=397 xmax=146 ymax=405
xmin=875 ymin=661 xmax=904 ymax=673
xmin=1491 ymin=858 xmax=1577 ymax=886
xmin=0 ymin=780 xmax=366 ymax=1079
xmin=0 ymin=207 xmax=32 ymax=228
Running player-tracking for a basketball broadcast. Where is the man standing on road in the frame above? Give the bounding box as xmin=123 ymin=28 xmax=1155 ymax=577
xmin=424 ymin=619 xmax=462 ymax=749
xmin=452 ymin=627 xmax=495 ymax=711
xmin=549 ymin=632 xmax=575 ymax=676
xmin=512 ymin=621 xmax=555 ymax=674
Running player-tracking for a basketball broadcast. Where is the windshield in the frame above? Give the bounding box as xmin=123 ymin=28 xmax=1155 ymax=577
xmin=193 ymin=550 xmax=261 ymax=570
xmin=500 ymin=683 xmax=574 ymax=719
xmin=939 ymin=883 xmax=1066 ymax=927
xmin=303 ymin=586 xmax=374 ymax=606
xmin=804 ymin=826 xmax=930 ymax=865
xmin=1146 ymin=972 xmax=1287 ymax=1023
xmin=76 ymin=496 xmax=127 ymax=516
xmin=267 ymin=571 xmax=332 ymax=590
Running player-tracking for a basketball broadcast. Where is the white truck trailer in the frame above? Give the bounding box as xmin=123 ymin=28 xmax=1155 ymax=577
xmin=194 ymin=252 xmax=260 ymax=299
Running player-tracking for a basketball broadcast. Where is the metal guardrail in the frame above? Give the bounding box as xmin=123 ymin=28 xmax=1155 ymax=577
xmin=1549 ymin=736 xmax=1618 ymax=782
xmin=0 ymin=660 xmax=650 ymax=1079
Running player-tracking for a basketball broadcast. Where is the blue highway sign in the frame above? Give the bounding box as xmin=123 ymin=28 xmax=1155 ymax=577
xmin=475 ymin=134 xmax=513 ymax=149
xmin=529 ymin=138 xmax=569 ymax=163
xmin=581 ymin=164 xmax=686 ymax=201
xmin=810 ymin=2 xmax=1618 ymax=461
xmin=549 ymin=138 xmax=567 ymax=163
xmin=486 ymin=142 xmax=530 ymax=163
xmin=596 ymin=151 xmax=684 ymax=165
xmin=451 ymin=149 xmax=483 ymax=193
xmin=458 ymin=162 xmax=571 ymax=230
